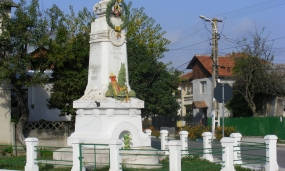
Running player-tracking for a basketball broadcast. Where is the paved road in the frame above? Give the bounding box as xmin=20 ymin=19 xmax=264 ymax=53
xmin=151 ymin=138 xmax=285 ymax=170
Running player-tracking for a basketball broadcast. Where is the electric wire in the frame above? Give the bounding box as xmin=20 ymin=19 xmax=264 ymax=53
xmin=166 ymin=0 xmax=285 ymax=50
xmin=165 ymin=0 xmax=285 ymax=69
xmin=168 ymin=39 xmax=210 ymax=51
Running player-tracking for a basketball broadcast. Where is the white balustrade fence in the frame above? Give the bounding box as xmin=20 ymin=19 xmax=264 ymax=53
xmin=24 ymin=131 xmax=279 ymax=171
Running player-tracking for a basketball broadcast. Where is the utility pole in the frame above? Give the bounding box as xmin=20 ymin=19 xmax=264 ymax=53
xmin=210 ymin=18 xmax=222 ymax=132
xmin=200 ymin=16 xmax=222 ymax=138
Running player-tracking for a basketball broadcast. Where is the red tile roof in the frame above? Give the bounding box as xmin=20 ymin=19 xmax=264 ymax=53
xmin=179 ymin=71 xmax=193 ymax=80
xmin=187 ymin=55 xmax=235 ymax=77
xmin=192 ymin=101 xmax=208 ymax=108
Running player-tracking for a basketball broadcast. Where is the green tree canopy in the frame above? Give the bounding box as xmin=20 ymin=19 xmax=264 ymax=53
xmin=46 ymin=6 xmax=95 ymax=120
xmin=127 ymin=5 xmax=181 ymax=118
xmin=229 ymin=29 xmax=285 ymax=116
xmin=0 ymin=0 xmax=53 ymax=145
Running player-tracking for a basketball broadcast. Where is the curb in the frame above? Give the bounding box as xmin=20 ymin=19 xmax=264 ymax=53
xmin=277 ymin=144 xmax=285 ymax=147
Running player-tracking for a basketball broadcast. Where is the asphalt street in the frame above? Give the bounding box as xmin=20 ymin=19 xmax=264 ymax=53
xmin=150 ymin=137 xmax=285 ymax=170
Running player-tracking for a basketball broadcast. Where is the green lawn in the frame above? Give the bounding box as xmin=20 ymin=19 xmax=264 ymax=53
xmin=0 ymin=155 xmax=256 ymax=171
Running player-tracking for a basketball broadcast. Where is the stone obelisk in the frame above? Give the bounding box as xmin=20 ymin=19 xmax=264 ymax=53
xmin=67 ymin=0 xmax=150 ymax=147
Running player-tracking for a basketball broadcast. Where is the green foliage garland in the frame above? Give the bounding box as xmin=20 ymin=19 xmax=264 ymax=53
xmin=106 ymin=0 xmax=129 ymax=31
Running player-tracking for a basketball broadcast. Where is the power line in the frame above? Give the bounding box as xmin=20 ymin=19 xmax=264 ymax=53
xmin=165 ymin=0 xmax=285 ymax=50
xmin=168 ymin=39 xmax=210 ymax=51
xmin=215 ymin=0 xmax=285 ymax=19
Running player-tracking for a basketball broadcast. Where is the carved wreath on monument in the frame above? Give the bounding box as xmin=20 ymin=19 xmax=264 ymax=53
xmin=106 ymin=0 xmax=129 ymax=46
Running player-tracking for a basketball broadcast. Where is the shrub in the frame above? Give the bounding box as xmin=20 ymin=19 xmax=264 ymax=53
xmin=215 ymin=126 xmax=236 ymax=141
xmin=152 ymin=130 xmax=160 ymax=138
xmin=145 ymin=126 xmax=160 ymax=138
xmin=182 ymin=125 xmax=210 ymax=140
xmin=39 ymin=148 xmax=53 ymax=157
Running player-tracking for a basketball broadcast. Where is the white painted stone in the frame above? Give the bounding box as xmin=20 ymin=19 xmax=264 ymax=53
xmin=168 ymin=140 xmax=182 ymax=171
xmin=202 ymin=132 xmax=213 ymax=162
xmin=220 ymin=137 xmax=235 ymax=171
xmin=68 ymin=0 xmax=150 ymax=148
xmin=179 ymin=131 xmax=189 ymax=155
xmin=71 ymin=139 xmax=85 ymax=171
xmin=230 ymin=133 xmax=242 ymax=165
xmin=144 ymin=129 xmax=152 ymax=137
xmin=264 ymin=135 xmax=279 ymax=171
xmin=160 ymin=130 xmax=169 ymax=150
xmin=109 ymin=140 xmax=122 ymax=171
xmin=25 ymin=138 xmax=39 ymax=171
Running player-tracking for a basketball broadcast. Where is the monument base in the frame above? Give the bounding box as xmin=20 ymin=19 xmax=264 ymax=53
xmin=67 ymin=97 xmax=150 ymax=147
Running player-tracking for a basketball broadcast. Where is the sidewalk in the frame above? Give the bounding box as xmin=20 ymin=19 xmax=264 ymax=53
xmin=242 ymin=136 xmax=285 ymax=147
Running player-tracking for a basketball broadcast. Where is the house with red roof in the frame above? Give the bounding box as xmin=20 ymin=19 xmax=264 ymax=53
xmin=186 ymin=54 xmax=235 ymax=125
xmin=178 ymin=71 xmax=193 ymax=118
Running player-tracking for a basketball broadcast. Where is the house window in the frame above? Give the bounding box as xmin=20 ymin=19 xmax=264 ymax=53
xmin=200 ymin=81 xmax=206 ymax=94
xmin=186 ymin=86 xmax=192 ymax=95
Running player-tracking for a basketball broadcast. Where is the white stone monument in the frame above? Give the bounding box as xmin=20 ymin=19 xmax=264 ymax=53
xmin=67 ymin=0 xmax=150 ymax=148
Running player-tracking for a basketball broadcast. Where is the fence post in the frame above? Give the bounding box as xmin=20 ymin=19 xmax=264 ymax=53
xmin=109 ymin=139 xmax=123 ymax=171
xmin=168 ymin=140 xmax=182 ymax=171
xmin=160 ymin=130 xmax=168 ymax=150
xmin=264 ymin=135 xmax=279 ymax=171
xmin=230 ymin=133 xmax=242 ymax=165
xmin=202 ymin=132 xmax=213 ymax=162
xmin=179 ymin=131 xmax=188 ymax=155
xmin=220 ymin=137 xmax=235 ymax=171
xmin=144 ymin=129 xmax=152 ymax=137
xmin=25 ymin=137 xmax=39 ymax=171
xmin=71 ymin=139 xmax=85 ymax=171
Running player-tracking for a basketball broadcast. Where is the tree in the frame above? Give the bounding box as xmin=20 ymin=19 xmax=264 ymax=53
xmin=226 ymin=91 xmax=268 ymax=117
xmin=230 ymin=28 xmax=285 ymax=116
xmin=127 ymin=5 xmax=181 ymax=118
xmin=0 ymin=0 xmax=53 ymax=145
xmin=46 ymin=6 xmax=95 ymax=120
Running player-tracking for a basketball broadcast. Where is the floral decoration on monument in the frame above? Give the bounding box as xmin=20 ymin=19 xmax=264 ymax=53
xmin=106 ymin=63 xmax=136 ymax=101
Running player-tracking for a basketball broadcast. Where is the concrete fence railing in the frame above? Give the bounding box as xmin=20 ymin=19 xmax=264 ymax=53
xmin=24 ymin=130 xmax=279 ymax=171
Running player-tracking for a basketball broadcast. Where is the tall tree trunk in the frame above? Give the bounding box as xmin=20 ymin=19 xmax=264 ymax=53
xmin=14 ymin=87 xmax=29 ymax=147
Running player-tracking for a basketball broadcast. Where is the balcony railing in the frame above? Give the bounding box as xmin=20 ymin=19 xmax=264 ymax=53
xmin=183 ymin=95 xmax=193 ymax=105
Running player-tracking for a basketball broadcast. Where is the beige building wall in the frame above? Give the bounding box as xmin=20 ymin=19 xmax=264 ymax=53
xmin=0 ymin=83 xmax=12 ymax=144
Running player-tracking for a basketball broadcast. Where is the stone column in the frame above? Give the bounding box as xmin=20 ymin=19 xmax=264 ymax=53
xmin=230 ymin=133 xmax=242 ymax=165
xmin=25 ymin=138 xmax=39 ymax=171
xmin=160 ymin=130 xmax=168 ymax=150
xmin=144 ymin=129 xmax=152 ymax=137
xmin=179 ymin=131 xmax=188 ymax=155
xmin=220 ymin=137 xmax=235 ymax=171
xmin=202 ymin=132 xmax=213 ymax=162
xmin=264 ymin=135 xmax=279 ymax=171
xmin=109 ymin=140 xmax=123 ymax=171
xmin=168 ymin=140 xmax=182 ymax=171
xmin=71 ymin=139 xmax=85 ymax=171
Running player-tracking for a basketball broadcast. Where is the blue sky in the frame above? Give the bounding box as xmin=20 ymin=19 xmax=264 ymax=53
xmin=12 ymin=0 xmax=285 ymax=73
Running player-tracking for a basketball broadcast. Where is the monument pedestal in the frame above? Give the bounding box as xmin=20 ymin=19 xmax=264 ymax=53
xmin=67 ymin=98 xmax=150 ymax=147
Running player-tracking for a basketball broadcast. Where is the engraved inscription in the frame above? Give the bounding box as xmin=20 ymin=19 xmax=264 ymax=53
xmin=89 ymin=43 xmax=102 ymax=81
xmin=110 ymin=46 xmax=123 ymax=60
xmin=89 ymin=43 xmax=102 ymax=65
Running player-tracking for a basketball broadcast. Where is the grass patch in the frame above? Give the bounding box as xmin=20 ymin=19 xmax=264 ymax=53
xmin=181 ymin=155 xmax=221 ymax=171
xmin=0 ymin=154 xmax=257 ymax=171
xmin=0 ymin=156 xmax=26 ymax=170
